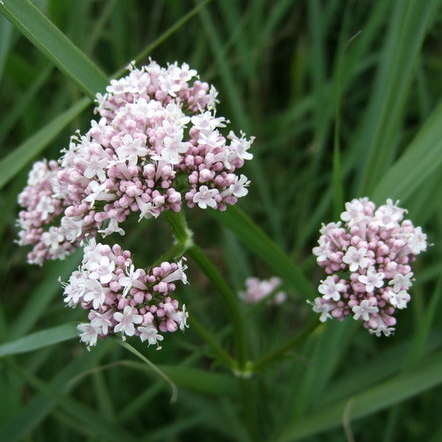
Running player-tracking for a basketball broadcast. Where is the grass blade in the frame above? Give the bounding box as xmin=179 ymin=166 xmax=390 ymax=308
xmin=0 ymin=342 xmax=112 ymax=441
xmin=0 ymin=97 xmax=89 ymax=190
xmin=0 ymin=323 xmax=77 ymax=356
xmin=372 ymin=99 xmax=442 ymax=204
xmin=357 ymin=0 xmax=440 ymax=195
xmin=210 ymin=207 xmax=315 ymax=298
xmin=0 ymin=0 xmax=107 ymax=96
xmin=278 ymin=349 xmax=442 ymax=441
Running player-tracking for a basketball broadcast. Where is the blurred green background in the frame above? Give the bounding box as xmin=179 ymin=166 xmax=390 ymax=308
xmin=1 ymin=0 xmax=442 ymax=441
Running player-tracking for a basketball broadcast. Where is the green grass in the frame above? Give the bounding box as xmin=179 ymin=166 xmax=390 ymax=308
xmin=0 ymin=0 xmax=442 ymax=441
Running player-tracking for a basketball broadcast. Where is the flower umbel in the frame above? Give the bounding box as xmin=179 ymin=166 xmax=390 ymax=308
xmin=62 ymin=240 xmax=189 ymax=349
xmin=239 ymin=276 xmax=287 ymax=305
xmin=17 ymin=60 xmax=254 ymax=265
xmin=311 ymin=198 xmax=428 ymax=336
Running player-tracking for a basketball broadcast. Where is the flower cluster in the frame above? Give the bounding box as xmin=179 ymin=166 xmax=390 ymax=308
xmin=17 ymin=60 xmax=254 ymax=264
xmin=62 ymin=239 xmax=188 ymax=349
xmin=239 ymin=276 xmax=287 ymax=305
xmin=310 ymin=198 xmax=428 ymax=336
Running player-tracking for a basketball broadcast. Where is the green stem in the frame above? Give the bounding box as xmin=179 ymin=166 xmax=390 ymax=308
xmin=190 ymin=316 xmax=236 ymax=370
xmin=253 ymin=321 xmax=321 ymax=372
xmin=187 ymin=244 xmax=248 ymax=371
xmin=164 ymin=211 xmax=247 ymax=371
xmin=120 ymin=341 xmax=178 ymax=403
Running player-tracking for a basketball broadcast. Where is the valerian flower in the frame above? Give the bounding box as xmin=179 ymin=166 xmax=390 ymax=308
xmin=311 ymin=198 xmax=428 ymax=336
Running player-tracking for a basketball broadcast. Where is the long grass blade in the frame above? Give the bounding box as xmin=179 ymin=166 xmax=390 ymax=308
xmin=0 ymin=0 xmax=108 ymax=96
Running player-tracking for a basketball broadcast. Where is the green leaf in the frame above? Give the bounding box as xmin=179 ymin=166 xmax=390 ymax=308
xmin=10 ymin=251 xmax=81 ymax=339
xmin=357 ymin=0 xmax=440 ymax=195
xmin=0 ymin=342 xmax=112 ymax=442
xmin=10 ymin=361 xmax=136 ymax=442
xmin=0 ymin=97 xmax=90 ymax=190
xmin=127 ymin=362 xmax=237 ymax=396
xmin=278 ymin=349 xmax=442 ymax=441
xmin=371 ymin=99 xmax=442 ymax=204
xmin=0 ymin=0 xmax=107 ymax=97
xmin=0 ymin=15 xmax=14 ymax=80
xmin=209 ymin=207 xmax=315 ymax=298
xmin=0 ymin=323 xmax=77 ymax=357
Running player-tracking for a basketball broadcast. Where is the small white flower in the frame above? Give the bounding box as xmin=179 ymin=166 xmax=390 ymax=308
xmin=82 ymin=279 xmax=106 ymax=309
xmin=374 ymin=199 xmax=405 ymax=229
xmin=116 ymin=134 xmax=149 ymax=167
xmin=135 ymin=197 xmax=160 ymax=221
xmin=85 ymin=181 xmax=115 ymax=207
xmin=308 ymin=298 xmax=333 ymax=322
xmin=312 ymin=238 xmax=332 ymax=263
xmin=113 ymin=306 xmax=143 ymax=336
xmin=351 ymin=300 xmax=378 ymax=321
xmin=387 ymin=289 xmax=410 ymax=309
xmin=318 ymin=276 xmax=345 ymax=301
xmin=320 ymin=222 xmax=342 ymax=236
xmin=228 ymin=131 xmax=253 ymax=160
xmin=369 ymin=325 xmax=395 ymax=337
xmin=83 ymin=149 xmax=109 ymax=182
xmin=198 ymin=130 xmax=225 ymax=150
xmin=340 ymin=198 xmax=367 ymax=225
xmin=358 ymin=267 xmax=384 ymax=292
xmin=229 ymin=174 xmax=250 ymax=198
xmin=41 ymin=227 xmax=64 ymax=252
xmin=62 ymin=271 xmax=86 ymax=307
xmin=90 ymin=311 xmax=113 ymax=335
xmin=139 ymin=325 xmax=164 ymax=348
xmin=193 ymin=185 xmax=219 ymax=209
xmin=36 ymin=195 xmax=56 ymax=220
xmin=78 ymin=322 xmax=100 ymax=349
xmin=61 ymin=216 xmax=84 ymax=242
xmin=343 ymin=246 xmax=370 ymax=272
xmin=389 ymin=272 xmax=413 ymax=293
xmin=162 ymin=258 xmax=188 ymax=285
xmin=87 ymin=255 xmax=115 ymax=285
xmin=170 ymin=304 xmax=189 ymax=330
xmin=191 ymin=112 xmax=226 ymax=135
xmin=28 ymin=160 xmax=50 ymax=185
xmin=119 ymin=264 xmax=146 ymax=297
xmin=407 ymin=227 xmax=427 ymax=254
xmin=98 ymin=218 xmax=125 ymax=237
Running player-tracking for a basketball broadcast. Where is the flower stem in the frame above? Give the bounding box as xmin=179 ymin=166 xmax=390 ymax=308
xmin=164 ymin=211 xmax=248 ymax=371
xmin=253 ymin=320 xmax=321 ymax=372
xmin=186 ymin=244 xmax=248 ymax=370
xmin=120 ymin=341 xmax=178 ymax=403
xmin=190 ymin=316 xmax=236 ymax=370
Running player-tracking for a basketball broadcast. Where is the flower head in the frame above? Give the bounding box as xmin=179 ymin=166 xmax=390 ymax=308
xmin=310 ymin=198 xmax=428 ymax=336
xmin=17 ymin=60 xmax=254 ymax=265
xmin=61 ymin=241 xmax=189 ymax=349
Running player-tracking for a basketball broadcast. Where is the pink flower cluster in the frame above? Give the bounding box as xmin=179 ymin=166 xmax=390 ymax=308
xmin=17 ymin=60 xmax=254 ymax=264
xmin=311 ymin=198 xmax=428 ymax=336
xmin=239 ymin=276 xmax=287 ymax=305
xmin=62 ymin=239 xmax=188 ymax=349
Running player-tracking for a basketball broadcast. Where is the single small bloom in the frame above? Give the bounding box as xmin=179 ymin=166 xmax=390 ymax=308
xmin=78 ymin=323 xmax=100 ymax=349
xmin=343 ymin=246 xmax=370 ymax=272
xmin=318 ymin=276 xmax=345 ymax=301
xmin=358 ymin=267 xmax=384 ymax=293
xmin=352 ymin=300 xmax=378 ymax=321
xmin=113 ymin=306 xmax=143 ymax=336
xmin=308 ymin=298 xmax=333 ymax=323
xmin=139 ymin=325 xmax=164 ymax=348
xmin=193 ymin=186 xmax=218 ymax=209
